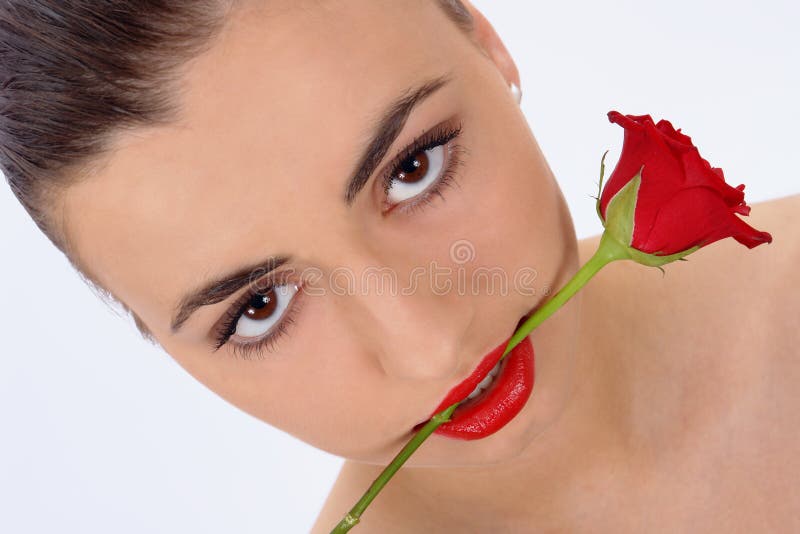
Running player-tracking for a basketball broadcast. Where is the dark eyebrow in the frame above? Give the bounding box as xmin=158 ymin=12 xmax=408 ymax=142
xmin=343 ymin=72 xmax=453 ymax=205
xmin=170 ymin=255 xmax=291 ymax=333
xmin=169 ymin=74 xmax=450 ymax=334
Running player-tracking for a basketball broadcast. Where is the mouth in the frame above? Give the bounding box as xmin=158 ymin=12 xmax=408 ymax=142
xmin=412 ymin=307 xmax=537 ymax=440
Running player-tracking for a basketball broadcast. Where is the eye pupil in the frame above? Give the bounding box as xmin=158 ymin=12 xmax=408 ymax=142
xmin=245 ymin=288 xmax=277 ymax=320
xmin=398 ymin=151 xmax=429 ymax=183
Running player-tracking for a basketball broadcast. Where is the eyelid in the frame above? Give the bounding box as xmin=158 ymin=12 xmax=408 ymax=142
xmin=229 ymin=288 xmax=305 ymax=360
xmin=208 ymin=119 xmax=465 ymax=356
xmin=385 ymin=143 xmax=465 ymax=217
xmin=376 ymin=119 xmax=464 ymax=216
xmin=210 ymin=269 xmax=305 ymax=355
xmin=377 ymin=117 xmax=463 ymax=196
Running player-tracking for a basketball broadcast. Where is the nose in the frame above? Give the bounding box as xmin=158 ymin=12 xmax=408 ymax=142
xmin=310 ymin=222 xmax=474 ymax=381
xmin=342 ymin=279 xmax=469 ymax=381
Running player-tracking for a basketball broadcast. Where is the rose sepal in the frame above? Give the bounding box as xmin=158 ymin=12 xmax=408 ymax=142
xmin=598 ymin=165 xmax=701 ymax=268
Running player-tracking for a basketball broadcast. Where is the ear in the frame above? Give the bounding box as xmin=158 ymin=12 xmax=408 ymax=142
xmin=460 ymin=1 xmax=520 ymax=89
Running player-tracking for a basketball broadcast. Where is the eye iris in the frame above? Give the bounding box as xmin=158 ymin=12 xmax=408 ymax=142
xmin=398 ymin=151 xmax=430 ymax=184
xmin=245 ymin=288 xmax=277 ymax=320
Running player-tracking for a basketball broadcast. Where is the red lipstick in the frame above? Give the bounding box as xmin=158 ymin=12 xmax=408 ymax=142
xmin=418 ymin=334 xmax=535 ymax=440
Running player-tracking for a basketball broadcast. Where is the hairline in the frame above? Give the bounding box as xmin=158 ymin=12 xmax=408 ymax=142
xmin=56 ymin=0 xmax=476 ymax=346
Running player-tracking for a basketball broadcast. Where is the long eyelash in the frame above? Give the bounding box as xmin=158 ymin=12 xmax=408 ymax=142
xmin=232 ymin=303 xmax=301 ymax=360
xmin=211 ymin=123 xmax=466 ymax=358
xmin=212 ymin=277 xmax=304 ymax=360
xmin=393 ymin=144 xmax=467 ymax=216
xmin=380 ymin=121 xmax=467 ymax=214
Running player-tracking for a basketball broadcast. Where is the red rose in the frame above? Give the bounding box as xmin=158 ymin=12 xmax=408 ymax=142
xmin=598 ymin=111 xmax=772 ymax=258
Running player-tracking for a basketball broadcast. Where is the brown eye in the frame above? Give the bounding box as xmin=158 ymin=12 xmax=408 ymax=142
xmin=397 ymin=152 xmax=430 ymax=184
xmin=244 ymin=290 xmax=278 ymax=320
xmin=386 ymin=144 xmax=446 ymax=203
xmin=234 ymin=283 xmax=299 ymax=339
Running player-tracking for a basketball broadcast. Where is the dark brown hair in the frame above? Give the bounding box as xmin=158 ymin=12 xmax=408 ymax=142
xmin=0 ymin=0 xmax=474 ymax=343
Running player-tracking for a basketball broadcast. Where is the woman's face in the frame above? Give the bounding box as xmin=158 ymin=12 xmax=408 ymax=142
xmin=61 ymin=0 xmax=580 ymax=466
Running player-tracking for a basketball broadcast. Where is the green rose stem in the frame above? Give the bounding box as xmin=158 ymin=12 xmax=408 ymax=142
xmin=504 ymin=232 xmax=629 ymax=350
xmin=331 ymin=117 xmax=771 ymax=529
xmin=331 ymin=153 xmax=637 ymax=533
xmin=330 ymin=233 xmax=632 ymax=533
xmin=330 ymin=402 xmax=459 ymax=533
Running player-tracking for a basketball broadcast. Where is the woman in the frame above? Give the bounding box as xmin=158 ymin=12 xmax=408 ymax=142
xmin=2 ymin=0 xmax=797 ymax=531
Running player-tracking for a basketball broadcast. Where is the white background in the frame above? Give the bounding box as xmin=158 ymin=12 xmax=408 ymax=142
xmin=1 ymin=1 xmax=797 ymax=532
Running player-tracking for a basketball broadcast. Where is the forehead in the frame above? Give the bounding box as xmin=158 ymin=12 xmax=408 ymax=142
xmin=62 ymin=0 xmax=465 ymax=337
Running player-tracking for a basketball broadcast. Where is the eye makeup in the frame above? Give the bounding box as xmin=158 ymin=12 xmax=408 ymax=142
xmin=211 ymin=271 xmax=306 ymax=359
xmin=213 ymin=118 xmax=468 ymax=359
xmin=378 ymin=119 xmax=466 ymax=215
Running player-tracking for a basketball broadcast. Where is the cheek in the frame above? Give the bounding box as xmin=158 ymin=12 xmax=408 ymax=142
xmin=456 ymin=68 xmax=571 ymax=260
xmin=163 ymin=298 xmax=402 ymax=458
xmin=453 ymin=129 xmax=569 ymax=270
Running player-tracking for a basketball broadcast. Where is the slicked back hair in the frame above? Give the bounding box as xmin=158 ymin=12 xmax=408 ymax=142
xmin=0 ymin=0 xmax=475 ymax=343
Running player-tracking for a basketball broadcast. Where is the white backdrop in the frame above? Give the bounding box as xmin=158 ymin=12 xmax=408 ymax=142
xmin=1 ymin=1 xmax=797 ymax=533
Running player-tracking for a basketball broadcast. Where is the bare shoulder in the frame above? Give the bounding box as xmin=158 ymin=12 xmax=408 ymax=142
xmin=311 ymin=460 xmax=447 ymax=533
xmin=687 ymin=193 xmax=800 ymax=313
xmin=676 ymin=193 xmax=800 ymax=336
xmin=310 ymin=462 xmax=413 ymax=534
xmin=577 ymin=193 xmax=800 ymax=427
xmin=310 ymin=462 xmax=358 ymax=534
xmin=579 ymin=192 xmax=800 ymax=347
xmin=576 ymin=195 xmax=800 ymax=526
xmin=738 ymin=193 xmax=800 ymax=274
xmin=582 ymin=194 xmax=799 ymax=439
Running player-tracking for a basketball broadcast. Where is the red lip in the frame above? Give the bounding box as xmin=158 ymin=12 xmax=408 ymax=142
xmin=417 ymin=333 xmax=535 ymax=440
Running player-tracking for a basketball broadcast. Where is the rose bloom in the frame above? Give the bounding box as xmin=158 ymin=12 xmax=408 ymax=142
xmin=2 ymin=1 xmax=798 ymax=532
xmin=599 ymin=111 xmax=773 ymax=257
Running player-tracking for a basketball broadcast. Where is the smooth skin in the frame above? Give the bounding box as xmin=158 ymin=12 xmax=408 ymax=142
xmin=315 ymin=195 xmax=800 ymax=533
xmin=55 ymin=1 xmax=799 ymax=531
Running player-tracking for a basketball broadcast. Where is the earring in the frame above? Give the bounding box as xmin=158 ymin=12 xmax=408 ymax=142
xmin=509 ymin=82 xmax=522 ymax=105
